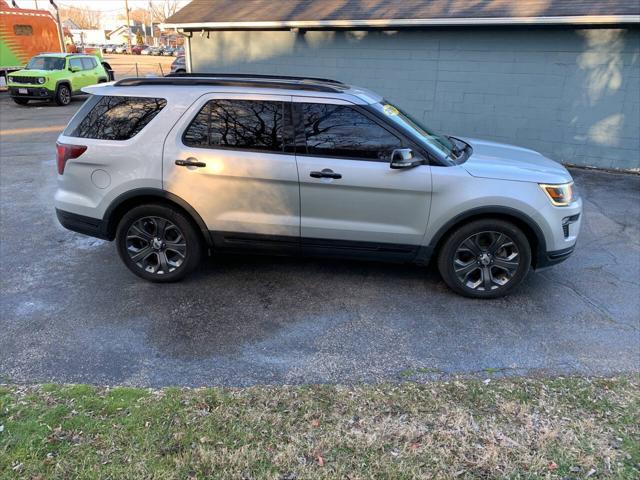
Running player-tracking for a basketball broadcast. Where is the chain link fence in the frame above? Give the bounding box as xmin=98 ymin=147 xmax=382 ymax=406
xmin=109 ymin=62 xmax=170 ymax=80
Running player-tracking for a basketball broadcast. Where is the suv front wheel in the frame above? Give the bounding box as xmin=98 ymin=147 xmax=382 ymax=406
xmin=116 ymin=204 xmax=203 ymax=282
xmin=437 ymin=219 xmax=531 ymax=298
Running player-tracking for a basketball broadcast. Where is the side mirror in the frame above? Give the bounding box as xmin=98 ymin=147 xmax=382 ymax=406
xmin=390 ymin=148 xmax=422 ymax=169
xmin=69 ymin=66 xmax=81 ymax=72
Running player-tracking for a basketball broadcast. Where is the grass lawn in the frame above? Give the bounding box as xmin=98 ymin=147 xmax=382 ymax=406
xmin=1 ymin=376 xmax=638 ymax=479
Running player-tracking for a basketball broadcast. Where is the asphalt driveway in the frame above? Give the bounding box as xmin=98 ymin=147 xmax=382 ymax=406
xmin=0 ymin=95 xmax=638 ymax=387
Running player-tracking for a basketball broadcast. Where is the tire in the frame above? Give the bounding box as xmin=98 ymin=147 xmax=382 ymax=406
xmin=12 ymin=97 xmax=29 ymax=105
xmin=54 ymin=83 xmax=71 ymax=106
xmin=116 ymin=204 xmax=203 ymax=282
xmin=437 ymin=218 xmax=531 ymax=299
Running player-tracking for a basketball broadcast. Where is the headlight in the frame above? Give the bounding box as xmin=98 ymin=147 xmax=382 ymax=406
xmin=539 ymin=182 xmax=575 ymax=206
xmin=38 ymin=77 xmax=46 ymax=84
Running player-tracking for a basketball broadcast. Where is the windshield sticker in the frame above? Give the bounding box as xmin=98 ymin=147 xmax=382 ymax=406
xmin=383 ymin=104 xmax=399 ymax=116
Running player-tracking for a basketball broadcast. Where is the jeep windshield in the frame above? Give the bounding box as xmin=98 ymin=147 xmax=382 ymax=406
xmin=26 ymin=56 xmax=65 ymax=70
xmin=371 ymin=101 xmax=461 ymax=162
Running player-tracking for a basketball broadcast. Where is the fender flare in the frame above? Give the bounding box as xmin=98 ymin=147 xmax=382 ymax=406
xmin=423 ymin=205 xmax=547 ymax=267
xmin=102 ymin=188 xmax=213 ymax=247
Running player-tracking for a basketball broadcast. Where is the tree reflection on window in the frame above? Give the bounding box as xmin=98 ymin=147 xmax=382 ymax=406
xmin=183 ymin=100 xmax=284 ymax=152
xmin=72 ymin=96 xmax=167 ymax=140
xmin=302 ymin=104 xmax=401 ymax=160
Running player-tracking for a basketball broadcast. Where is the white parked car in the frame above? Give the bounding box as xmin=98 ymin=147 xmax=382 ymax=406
xmin=54 ymin=74 xmax=582 ymax=298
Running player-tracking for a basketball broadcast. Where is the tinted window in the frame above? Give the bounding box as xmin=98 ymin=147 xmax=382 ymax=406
xmin=69 ymin=58 xmax=83 ymax=70
xmin=13 ymin=25 xmax=33 ymax=36
xmin=183 ymin=99 xmax=284 ymax=152
xmin=67 ymin=96 xmax=166 ymax=140
xmin=301 ymin=104 xmax=402 ymax=160
xmin=80 ymin=58 xmax=96 ymax=70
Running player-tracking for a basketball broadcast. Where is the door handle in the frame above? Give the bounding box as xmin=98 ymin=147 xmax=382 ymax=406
xmin=310 ymin=169 xmax=342 ymax=179
xmin=175 ymin=158 xmax=206 ymax=168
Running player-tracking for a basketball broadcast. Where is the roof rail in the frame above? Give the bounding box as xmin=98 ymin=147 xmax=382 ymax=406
xmin=113 ymin=75 xmax=347 ymax=93
xmin=166 ymin=72 xmax=345 ymax=85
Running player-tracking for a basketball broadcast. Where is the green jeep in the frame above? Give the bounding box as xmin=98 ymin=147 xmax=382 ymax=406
xmin=7 ymin=53 xmax=113 ymax=106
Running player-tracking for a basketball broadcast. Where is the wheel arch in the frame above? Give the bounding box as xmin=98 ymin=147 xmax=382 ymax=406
xmin=103 ymin=188 xmax=213 ymax=248
xmin=426 ymin=206 xmax=546 ymax=268
xmin=54 ymin=79 xmax=71 ymax=92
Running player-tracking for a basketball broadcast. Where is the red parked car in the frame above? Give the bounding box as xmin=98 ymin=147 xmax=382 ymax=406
xmin=131 ymin=45 xmax=148 ymax=55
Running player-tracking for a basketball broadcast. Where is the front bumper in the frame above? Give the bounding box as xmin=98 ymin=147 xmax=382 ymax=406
xmin=9 ymin=86 xmax=54 ymax=100
xmin=535 ymin=245 xmax=575 ymax=270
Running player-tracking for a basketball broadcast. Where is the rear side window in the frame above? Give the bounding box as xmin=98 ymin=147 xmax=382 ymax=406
xmin=80 ymin=58 xmax=96 ymax=70
xmin=183 ymin=99 xmax=284 ymax=153
xmin=69 ymin=58 xmax=83 ymax=70
xmin=66 ymin=96 xmax=167 ymax=140
xmin=300 ymin=103 xmax=402 ymax=161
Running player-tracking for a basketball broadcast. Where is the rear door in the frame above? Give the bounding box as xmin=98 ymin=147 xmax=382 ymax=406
xmin=163 ymin=93 xmax=300 ymax=251
xmin=293 ymin=97 xmax=432 ymax=258
xmin=67 ymin=57 xmax=86 ymax=91
xmin=80 ymin=57 xmax=100 ymax=84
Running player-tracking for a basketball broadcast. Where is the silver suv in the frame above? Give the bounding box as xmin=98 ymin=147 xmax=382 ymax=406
xmin=55 ymin=74 xmax=582 ymax=298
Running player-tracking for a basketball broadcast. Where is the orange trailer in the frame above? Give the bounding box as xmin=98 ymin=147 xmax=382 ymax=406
xmin=1 ymin=0 xmax=62 ymax=83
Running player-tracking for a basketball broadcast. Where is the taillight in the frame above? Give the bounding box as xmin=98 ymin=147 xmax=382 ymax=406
xmin=56 ymin=142 xmax=87 ymax=175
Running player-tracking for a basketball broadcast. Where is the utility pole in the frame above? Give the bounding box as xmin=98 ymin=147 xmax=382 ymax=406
xmin=124 ymin=0 xmax=132 ymax=54
xmin=48 ymin=0 xmax=65 ymax=53
xmin=148 ymin=0 xmax=154 ymax=46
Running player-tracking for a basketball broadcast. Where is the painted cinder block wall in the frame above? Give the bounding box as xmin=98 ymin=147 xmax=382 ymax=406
xmin=188 ymin=28 xmax=640 ymax=171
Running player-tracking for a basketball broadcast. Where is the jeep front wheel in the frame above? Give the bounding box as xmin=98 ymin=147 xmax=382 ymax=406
xmin=54 ymin=84 xmax=71 ymax=106
xmin=12 ymin=98 xmax=29 ymax=105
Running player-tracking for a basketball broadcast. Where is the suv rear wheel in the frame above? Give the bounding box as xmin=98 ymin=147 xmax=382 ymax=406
xmin=116 ymin=204 xmax=202 ymax=282
xmin=54 ymin=84 xmax=71 ymax=106
xmin=437 ymin=219 xmax=531 ymax=299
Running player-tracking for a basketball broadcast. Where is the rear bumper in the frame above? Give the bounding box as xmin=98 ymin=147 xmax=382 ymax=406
xmin=9 ymin=86 xmax=54 ymax=99
xmin=534 ymin=245 xmax=575 ymax=270
xmin=56 ymin=209 xmax=109 ymax=240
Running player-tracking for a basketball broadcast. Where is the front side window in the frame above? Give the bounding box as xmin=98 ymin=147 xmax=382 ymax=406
xmin=183 ymin=99 xmax=284 ymax=153
xmin=300 ymin=103 xmax=402 ymax=161
xmin=66 ymin=96 xmax=167 ymax=140
xmin=26 ymin=56 xmax=65 ymax=70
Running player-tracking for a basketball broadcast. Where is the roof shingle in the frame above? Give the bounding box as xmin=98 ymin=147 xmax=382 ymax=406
xmin=165 ymin=0 xmax=640 ymax=27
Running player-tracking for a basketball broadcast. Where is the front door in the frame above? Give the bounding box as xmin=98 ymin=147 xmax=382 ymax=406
xmin=293 ymin=98 xmax=432 ymax=259
xmin=163 ymin=93 xmax=300 ymax=251
xmin=68 ymin=57 xmax=92 ymax=91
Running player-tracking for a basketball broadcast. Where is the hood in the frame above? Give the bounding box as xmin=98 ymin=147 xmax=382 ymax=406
xmin=10 ymin=69 xmax=56 ymax=76
xmin=461 ymin=138 xmax=572 ymax=184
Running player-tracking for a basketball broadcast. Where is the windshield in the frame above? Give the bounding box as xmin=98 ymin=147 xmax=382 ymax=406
xmin=371 ymin=101 xmax=455 ymax=160
xmin=26 ymin=56 xmax=65 ymax=70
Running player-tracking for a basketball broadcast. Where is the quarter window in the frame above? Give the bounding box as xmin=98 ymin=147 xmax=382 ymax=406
xmin=183 ymin=99 xmax=284 ymax=153
xmin=66 ymin=96 xmax=167 ymax=140
xmin=301 ymin=103 xmax=402 ymax=160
